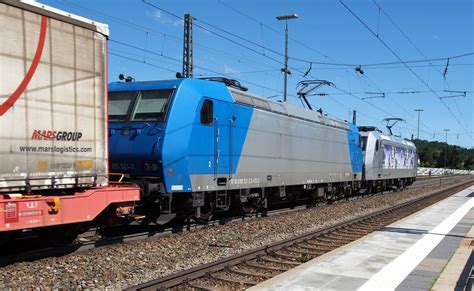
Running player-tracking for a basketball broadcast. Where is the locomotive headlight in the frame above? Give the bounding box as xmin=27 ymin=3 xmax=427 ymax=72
xmin=144 ymin=162 xmax=151 ymax=172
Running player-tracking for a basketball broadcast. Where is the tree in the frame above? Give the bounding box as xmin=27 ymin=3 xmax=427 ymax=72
xmin=413 ymin=139 xmax=473 ymax=170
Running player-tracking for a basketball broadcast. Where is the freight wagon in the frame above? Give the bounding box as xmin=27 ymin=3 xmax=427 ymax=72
xmin=0 ymin=0 xmax=139 ymax=245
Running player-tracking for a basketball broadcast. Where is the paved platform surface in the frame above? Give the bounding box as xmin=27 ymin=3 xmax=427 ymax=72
xmin=250 ymin=185 xmax=474 ymax=291
xmin=431 ymin=224 xmax=473 ymax=291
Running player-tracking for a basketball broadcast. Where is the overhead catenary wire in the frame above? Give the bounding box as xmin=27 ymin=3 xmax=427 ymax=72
xmin=53 ymin=0 xmax=282 ymax=72
xmin=288 ymin=52 xmax=474 ymax=67
xmin=109 ymin=52 xmax=178 ymax=74
xmin=372 ymin=0 xmax=472 ymax=134
xmin=217 ymin=0 xmax=474 ymax=99
xmin=339 ymin=0 xmax=471 ymax=136
xmin=59 ymin=0 xmax=472 ymax=77
xmin=293 ymin=63 xmax=474 ymax=70
xmin=142 ymin=0 xmax=285 ymax=65
xmin=142 ymin=0 xmax=328 ymax=84
xmin=216 ymin=0 xmax=342 ymax=63
xmin=318 ymin=90 xmax=473 ymax=96
xmin=110 ymin=48 xmax=290 ymax=97
xmin=215 ymin=0 xmax=470 ymax=141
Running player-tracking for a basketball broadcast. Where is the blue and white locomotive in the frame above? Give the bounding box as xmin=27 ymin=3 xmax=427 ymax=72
xmin=108 ymin=77 xmax=415 ymax=221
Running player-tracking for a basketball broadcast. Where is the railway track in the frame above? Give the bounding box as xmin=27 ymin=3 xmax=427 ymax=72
xmin=127 ymin=178 xmax=473 ymax=290
xmin=0 ymin=175 xmax=470 ymax=267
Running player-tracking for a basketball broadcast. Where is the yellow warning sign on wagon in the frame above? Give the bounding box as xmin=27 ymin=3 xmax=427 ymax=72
xmin=76 ymin=160 xmax=93 ymax=169
xmin=37 ymin=161 xmax=49 ymax=171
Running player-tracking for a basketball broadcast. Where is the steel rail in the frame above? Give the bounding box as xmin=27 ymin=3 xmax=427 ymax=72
xmin=127 ymin=178 xmax=473 ymax=290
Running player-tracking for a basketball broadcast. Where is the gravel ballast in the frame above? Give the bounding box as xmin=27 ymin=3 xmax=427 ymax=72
xmin=0 ymin=179 xmax=470 ymax=289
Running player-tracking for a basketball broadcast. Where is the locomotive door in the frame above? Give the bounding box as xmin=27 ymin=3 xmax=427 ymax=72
xmin=213 ymin=100 xmax=232 ymax=185
xmin=376 ymin=139 xmax=383 ymax=177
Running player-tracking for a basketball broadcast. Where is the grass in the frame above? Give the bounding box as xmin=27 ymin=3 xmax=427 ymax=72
xmin=295 ymin=253 xmax=313 ymax=263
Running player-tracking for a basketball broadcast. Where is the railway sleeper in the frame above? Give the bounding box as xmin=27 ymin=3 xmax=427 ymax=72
xmin=245 ymin=260 xmax=289 ymax=272
xmin=322 ymin=233 xmax=358 ymax=243
xmin=210 ymin=271 xmax=259 ymax=287
xmin=335 ymin=229 xmax=368 ymax=238
xmin=365 ymin=215 xmax=390 ymax=223
xmin=340 ymin=225 xmax=372 ymax=232
xmin=298 ymin=241 xmax=335 ymax=252
xmin=254 ymin=257 xmax=293 ymax=270
xmin=287 ymin=245 xmax=324 ymax=257
xmin=272 ymin=249 xmax=306 ymax=261
xmin=310 ymin=236 xmax=346 ymax=246
xmin=302 ymin=240 xmax=339 ymax=251
xmin=184 ymin=281 xmax=213 ymax=291
xmin=228 ymin=265 xmax=273 ymax=279
xmin=349 ymin=224 xmax=380 ymax=232
xmin=260 ymin=255 xmax=300 ymax=266
xmin=190 ymin=276 xmax=234 ymax=290
xmin=356 ymin=221 xmax=385 ymax=228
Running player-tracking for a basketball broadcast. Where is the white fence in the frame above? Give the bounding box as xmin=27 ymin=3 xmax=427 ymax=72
xmin=417 ymin=167 xmax=474 ymax=176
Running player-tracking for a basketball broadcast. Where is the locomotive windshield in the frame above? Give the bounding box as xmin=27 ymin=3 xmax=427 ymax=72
xmin=109 ymin=91 xmax=135 ymax=122
xmin=108 ymin=89 xmax=174 ymax=122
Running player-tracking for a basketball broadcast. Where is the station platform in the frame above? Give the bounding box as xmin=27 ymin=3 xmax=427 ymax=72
xmin=250 ymin=185 xmax=474 ymax=291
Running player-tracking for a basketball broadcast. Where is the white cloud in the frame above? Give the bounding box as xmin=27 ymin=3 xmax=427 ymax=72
xmin=224 ymin=64 xmax=240 ymax=74
xmin=146 ymin=9 xmax=183 ymax=27
xmin=172 ymin=19 xmax=183 ymax=27
xmin=154 ymin=10 xmax=161 ymax=19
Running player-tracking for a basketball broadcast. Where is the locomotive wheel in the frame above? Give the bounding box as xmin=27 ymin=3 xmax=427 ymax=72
xmin=240 ymin=203 xmax=257 ymax=214
xmin=193 ymin=207 xmax=214 ymax=222
xmin=239 ymin=198 xmax=262 ymax=215
xmin=193 ymin=199 xmax=215 ymax=222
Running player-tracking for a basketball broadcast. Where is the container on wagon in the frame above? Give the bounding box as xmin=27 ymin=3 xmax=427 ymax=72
xmin=0 ymin=0 xmax=109 ymax=192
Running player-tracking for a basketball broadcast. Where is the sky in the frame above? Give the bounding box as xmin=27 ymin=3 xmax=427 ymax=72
xmin=41 ymin=0 xmax=473 ymax=148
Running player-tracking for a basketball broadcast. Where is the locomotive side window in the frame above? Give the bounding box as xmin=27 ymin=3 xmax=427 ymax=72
xmin=200 ymin=99 xmax=213 ymax=125
xmin=375 ymin=140 xmax=380 ymax=151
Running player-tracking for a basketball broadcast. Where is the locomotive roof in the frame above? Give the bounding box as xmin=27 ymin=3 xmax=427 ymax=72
xmin=362 ymin=129 xmax=416 ymax=148
xmin=1 ymin=0 xmax=109 ymax=36
xmin=109 ymin=79 xmax=183 ymax=91
xmin=228 ymin=87 xmax=351 ymax=131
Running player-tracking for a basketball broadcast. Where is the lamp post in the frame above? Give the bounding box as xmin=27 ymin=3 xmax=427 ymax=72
xmin=414 ymin=109 xmax=423 ymax=140
xmin=276 ymin=14 xmax=298 ymax=102
xmin=444 ymin=129 xmax=449 ymax=170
